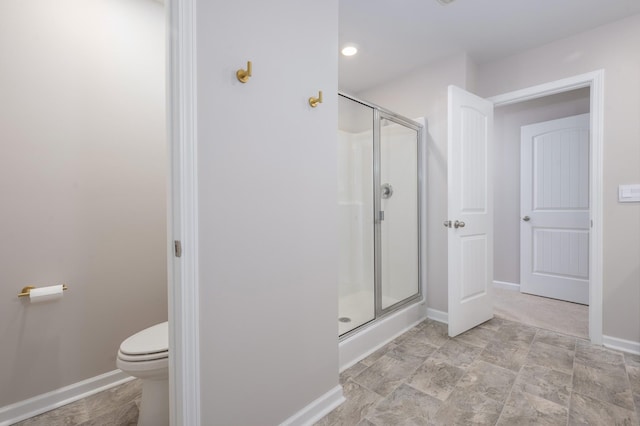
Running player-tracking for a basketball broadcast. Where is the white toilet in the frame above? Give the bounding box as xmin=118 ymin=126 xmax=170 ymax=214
xmin=117 ymin=322 xmax=169 ymax=426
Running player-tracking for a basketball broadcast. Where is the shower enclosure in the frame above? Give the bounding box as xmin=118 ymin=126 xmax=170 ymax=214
xmin=338 ymin=93 xmax=425 ymax=338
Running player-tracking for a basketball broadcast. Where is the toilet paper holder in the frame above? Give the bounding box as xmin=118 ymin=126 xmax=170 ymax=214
xmin=18 ymin=284 xmax=68 ymax=298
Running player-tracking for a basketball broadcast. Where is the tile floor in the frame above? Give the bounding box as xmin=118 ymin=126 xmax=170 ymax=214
xmin=10 ymin=318 xmax=640 ymax=426
xmin=12 ymin=379 xmax=141 ymax=426
xmin=316 ymin=318 xmax=640 ymax=426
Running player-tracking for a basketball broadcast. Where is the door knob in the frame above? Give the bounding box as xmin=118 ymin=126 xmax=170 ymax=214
xmin=443 ymin=220 xmax=451 ymax=228
xmin=522 ymin=216 xmax=531 ymax=222
xmin=454 ymin=220 xmax=465 ymax=229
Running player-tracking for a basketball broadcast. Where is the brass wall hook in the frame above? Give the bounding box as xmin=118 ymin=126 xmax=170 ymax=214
xmin=236 ymin=61 xmax=252 ymax=83
xmin=309 ymin=91 xmax=323 ymax=108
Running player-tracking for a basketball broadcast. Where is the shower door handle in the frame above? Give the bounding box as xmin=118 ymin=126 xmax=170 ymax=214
xmin=381 ymin=183 xmax=394 ymax=199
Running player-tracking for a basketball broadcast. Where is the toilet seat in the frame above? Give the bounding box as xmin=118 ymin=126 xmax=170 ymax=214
xmin=119 ymin=322 xmax=168 ymax=356
xmin=118 ymin=349 xmax=168 ymax=363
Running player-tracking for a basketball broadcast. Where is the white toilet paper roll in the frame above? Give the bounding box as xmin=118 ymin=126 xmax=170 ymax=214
xmin=29 ymin=285 xmax=64 ymax=303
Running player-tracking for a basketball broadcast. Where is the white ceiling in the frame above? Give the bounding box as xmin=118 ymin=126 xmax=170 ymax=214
xmin=339 ymin=0 xmax=640 ymax=92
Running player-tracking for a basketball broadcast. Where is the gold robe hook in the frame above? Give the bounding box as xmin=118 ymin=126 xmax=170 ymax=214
xmin=309 ymin=90 xmax=323 ymax=108
xmin=236 ymin=61 xmax=252 ymax=83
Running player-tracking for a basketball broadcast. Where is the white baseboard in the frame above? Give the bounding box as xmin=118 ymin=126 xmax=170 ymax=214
xmin=0 ymin=370 xmax=133 ymax=426
xmin=426 ymin=308 xmax=448 ymax=324
xmin=493 ymin=280 xmax=520 ymax=291
xmin=279 ymin=385 xmax=345 ymax=426
xmin=603 ymin=335 xmax=640 ymax=356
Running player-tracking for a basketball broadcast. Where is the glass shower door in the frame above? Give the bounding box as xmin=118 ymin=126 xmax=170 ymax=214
xmin=338 ymin=93 xmax=424 ymax=338
xmin=338 ymin=95 xmax=375 ymax=335
xmin=377 ymin=114 xmax=420 ymax=311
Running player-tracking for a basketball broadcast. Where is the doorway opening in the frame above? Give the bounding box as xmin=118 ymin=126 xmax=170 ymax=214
xmin=488 ymin=70 xmax=604 ymax=344
xmin=493 ymin=88 xmax=590 ymax=339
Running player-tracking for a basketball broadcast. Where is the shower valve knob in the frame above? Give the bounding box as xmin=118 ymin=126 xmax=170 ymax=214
xmin=381 ymin=183 xmax=394 ymax=199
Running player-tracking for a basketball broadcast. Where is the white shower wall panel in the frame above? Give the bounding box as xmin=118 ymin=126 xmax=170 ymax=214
xmin=338 ymin=130 xmax=374 ymax=299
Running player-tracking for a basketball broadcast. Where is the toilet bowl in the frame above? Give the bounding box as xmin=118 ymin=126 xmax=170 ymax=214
xmin=117 ymin=322 xmax=169 ymax=426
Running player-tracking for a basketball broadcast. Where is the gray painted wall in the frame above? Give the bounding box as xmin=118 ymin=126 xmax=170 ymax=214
xmin=0 ymin=0 xmax=167 ymax=407
xmin=196 ymin=0 xmax=340 ymax=424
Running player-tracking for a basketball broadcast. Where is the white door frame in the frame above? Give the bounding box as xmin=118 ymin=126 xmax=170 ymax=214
xmin=167 ymin=0 xmax=201 ymax=425
xmin=488 ymin=70 xmax=604 ymax=345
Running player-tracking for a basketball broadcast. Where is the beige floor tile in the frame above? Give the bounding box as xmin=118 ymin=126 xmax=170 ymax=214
xmin=430 ymin=339 xmax=483 ymax=369
xmin=13 ymin=401 xmax=90 ymax=426
xmin=432 ymin=387 xmax=503 ymax=426
xmin=340 ymin=361 xmax=368 ymax=384
xmin=352 ymin=350 xmax=425 ymax=397
xmin=454 ymin=325 xmax=497 ymax=349
xmin=572 ymin=361 xmax=635 ymax=411
xmin=513 ymin=364 xmax=572 ymax=406
xmin=491 ymin=321 xmax=538 ymax=349
xmin=81 ymin=379 xmax=141 ymax=419
xmin=360 ymin=341 xmax=397 ymax=366
xmin=532 ymin=329 xmax=578 ymax=351
xmin=479 ymin=339 xmax=530 ymax=372
xmin=315 ymin=379 xmax=382 ymax=426
xmin=569 ymin=392 xmax=639 ymax=426
xmin=575 ymin=339 xmax=626 ymax=367
xmin=414 ymin=320 xmax=450 ymax=348
xmin=454 ymin=360 xmax=517 ymax=404
xmin=627 ymin=364 xmax=640 ymax=395
xmin=625 ymin=353 xmax=640 ymax=368
xmin=76 ymin=401 xmax=139 ymax=426
xmin=397 ymin=333 xmax=438 ymax=359
xmin=497 ymin=389 xmax=568 ymax=426
xmin=526 ymin=341 xmax=575 ymax=374
xmin=365 ymin=383 xmax=441 ymax=426
xmin=477 ymin=317 xmax=507 ymax=331
xmin=406 ymin=359 xmax=465 ymax=401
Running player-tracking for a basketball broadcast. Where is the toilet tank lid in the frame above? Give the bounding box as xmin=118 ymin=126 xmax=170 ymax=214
xmin=120 ymin=322 xmax=168 ymax=355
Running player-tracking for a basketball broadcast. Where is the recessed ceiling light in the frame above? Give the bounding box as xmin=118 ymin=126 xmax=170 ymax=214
xmin=341 ymin=45 xmax=358 ymax=57
xmin=436 ymin=0 xmax=455 ymax=5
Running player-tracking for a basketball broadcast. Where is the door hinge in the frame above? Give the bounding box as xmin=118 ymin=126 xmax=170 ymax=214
xmin=174 ymin=240 xmax=182 ymax=258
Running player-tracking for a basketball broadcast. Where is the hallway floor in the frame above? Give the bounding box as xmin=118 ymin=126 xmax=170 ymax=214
xmin=493 ymin=287 xmax=589 ymax=339
xmin=316 ymin=318 xmax=640 ymax=426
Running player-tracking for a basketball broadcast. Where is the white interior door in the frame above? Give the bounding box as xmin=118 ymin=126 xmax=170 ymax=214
xmin=520 ymin=113 xmax=590 ymax=304
xmin=447 ymin=86 xmax=494 ymax=337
